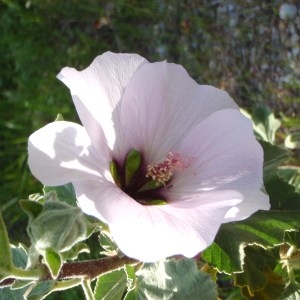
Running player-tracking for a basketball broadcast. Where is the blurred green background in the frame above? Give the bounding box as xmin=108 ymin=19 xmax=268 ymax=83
xmin=0 ymin=0 xmax=299 ymax=298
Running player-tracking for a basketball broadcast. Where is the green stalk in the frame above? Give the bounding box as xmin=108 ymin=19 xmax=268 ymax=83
xmin=82 ymin=278 xmax=95 ymax=300
xmin=0 ymin=213 xmax=13 ymax=274
xmin=10 ymin=266 xmax=42 ymax=280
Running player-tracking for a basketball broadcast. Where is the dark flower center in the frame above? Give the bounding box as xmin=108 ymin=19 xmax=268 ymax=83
xmin=110 ymin=150 xmax=188 ymax=205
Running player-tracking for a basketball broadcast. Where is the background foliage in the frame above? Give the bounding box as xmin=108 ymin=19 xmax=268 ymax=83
xmin=0 ymin=0 xmax=299 ymax=299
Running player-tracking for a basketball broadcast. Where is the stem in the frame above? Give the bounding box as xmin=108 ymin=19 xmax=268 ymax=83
xmin=81 ymin=278 xmax=95 ymax=300
xmin=54 ymin=255 xmax=137 ymax=280
xmin=0 ymin=213 xmax=13 ymax=271
xmin=287 ymin=266 xmax=296 ymax=284
xmin=0 ymin=256 xmax=137 ymax=287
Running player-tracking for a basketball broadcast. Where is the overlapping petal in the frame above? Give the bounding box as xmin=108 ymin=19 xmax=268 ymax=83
xmin=171 ymin=109 xmax=263 ymax=193
xmin=223 ymin=189 xmax=269 ymax=222
xmin=73 ymin=178 xmax=243 ymax=261
xmin=73 ymin=180 xmax=144 ymax=223
xmin=115 ymin=61 xmax=238 ymax=162
xmin=109 ymin=190 xmax=243 ymax=262
xmin=57 ymin=52 xmax=147 ymax=149
xmin=28 ymin=121 xmax=110 ymax=186
xmin=167 ymin=108 xmax=269 ymax=220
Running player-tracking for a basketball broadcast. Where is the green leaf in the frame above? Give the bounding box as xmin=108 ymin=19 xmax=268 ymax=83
xmin=124 ymin=264 xmax=136 ymax=285
xmin=99 ymin=230 xmax=119 ymax=256
xmin=11 ymin=279 xmax=33 ymax=290
xmin=251 ymin=106 xmax=281 ymax=144
xmin=278 ymin=167 xmax=300 ymax=194
xmin=234 ymin=247 xmax=268 ymax=295
xmin=241 ymin=268 xmax=285 ymax=300
xmin=261 ymin=140 xmax=290 ymax=175
xmin=284 ymin=230 xmax=300 ymax=248
xmin=19 ymin=200 xmax=43 ymax=222
xmin=0 ymin=285 xmax=27 ymax=300
xmin=233 ymin=245 xmax=284 ymax=299
xmin=11 ymin=244 xmax=28 ymax=268
xmin=0 ymin=213 xmax=13 ymax=277
xmin=25 ymin=280 xmax=56 ymax=300
xmin=130 ymin=258 xmax=217 ymax=300
xmin=203 ymin=210 xmax=300 ymax=274
xmin=94 ymin=268 xmax=128 ymax=300
xmin=123 ymin=265 xmax=137 ymax=300
xmin=260 ymin=141 xmax=300 ymax=209
xmin=61 ymin=242 xmax=90 ymax=261
xmin=44 ymin=249 xmax=62 ymax=279
xmin=10 ymin=245 xmax=32 ymax=291
xmin=124 ymin=289 xmax=138 ymax=300
xmin=267 ymin=176 xmax=300 ymax=210
xmin=42 ymin=184 xmax=100 ymax=238
xmin=43 ymin=183 xmax=77 ymax=206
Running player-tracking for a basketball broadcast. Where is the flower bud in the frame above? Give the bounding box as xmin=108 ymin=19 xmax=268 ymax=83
xmin=27 ymin=200 xmax=88 ymax=253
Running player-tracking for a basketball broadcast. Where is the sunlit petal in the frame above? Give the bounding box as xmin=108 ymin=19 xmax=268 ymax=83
xmin=28 ymin=121 xmax=108 ymax=186
xmin=115 ymin=61 xmax=238 ymax=162
xmin=110 ymin=191 xmax=242 ymax=262
xmin=57 ymin=52 xmax=147 ymax=148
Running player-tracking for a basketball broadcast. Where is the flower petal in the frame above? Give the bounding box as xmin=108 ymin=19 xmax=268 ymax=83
xmin=223 ymin=190 xmax=269 ymax=222
xmin=109 ymin=190 xmax=243 ymax=262
xmin=167 ymin=108 xmax=269 ymax=219
xmin=71 ymin=95 xmax=111 ymax=161
xmin=57 ymin=52 xmax=147 ymax=148
xmin=114 ymin=61 xmax=238 ymax=162
xmin=73 ymin=178 xmax=243 ymax=261
xmin=73 ymin=180 xmax=144 ymax=223
xmin=28 ymin=121 xmax=108 ymax=186
xmin=173 ymin=109 xmax=263 ymax=191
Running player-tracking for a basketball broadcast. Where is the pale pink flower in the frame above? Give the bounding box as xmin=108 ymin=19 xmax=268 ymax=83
xmin=28 ymin=52 xmax=270 ymax=262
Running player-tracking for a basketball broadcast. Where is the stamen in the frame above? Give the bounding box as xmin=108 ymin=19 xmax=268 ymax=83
xmin=110 ymin=150 xmax=188 ymax=205
xmin=146 ymin=152 xmax=189 ymax=185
